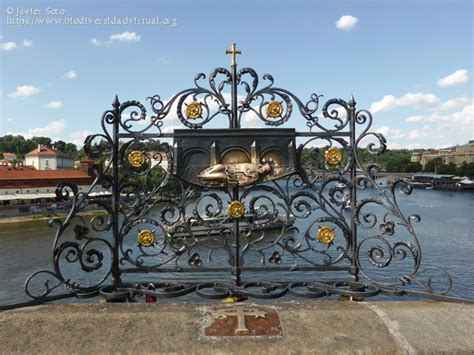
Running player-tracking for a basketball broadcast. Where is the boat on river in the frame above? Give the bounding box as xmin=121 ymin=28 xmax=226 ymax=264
xmin=165 ymin=213 xmax=295 ymax=238
xmin=411 ymin=174 xmax=474 ymax=191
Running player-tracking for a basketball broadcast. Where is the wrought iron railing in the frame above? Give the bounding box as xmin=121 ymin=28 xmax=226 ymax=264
xmin=2 ymin=44 xmax=465 ymax=310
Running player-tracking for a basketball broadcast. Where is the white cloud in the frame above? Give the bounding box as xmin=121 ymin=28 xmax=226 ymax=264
xmin=241 ymin=109 xmax=264 ymax=128
xmin=386 ymin=142 xmax=423 ymax=150
xmin=8 ymin=120 xmax=66 ymax=139
xmin=370 ymin=92 xmax=439 ymax=113
xmin=21 ymin=40 xmax=32 ymax=47
xmin=379 ymin=101 xmax=474 ymax=148
xmin=1 ymin=41 xmax=17 ymax=51
xmin=375 ymin=126 xmax=403 ymax=139
xmin=1 ymin=39 xmax=32 ymax=50
xmin=397 ymin=93 xmax=438 ymax=109
xmin=405 ymin=115 xmax=424 ymax=123
xmin=65 ymin=70 xmax=77 ymax=79
xmin=69 ymin=130 xmax=92 ymax=146
xmin=30 ymin=120 xmax=66 ymax=137
xmin=405 ymin=100 xmax=473 ymax=125
xmin=370 ymin=95 xmax=396 ymax=113
xmin=437 ymin=69 xmax=469 ymax=87
xmin=433 ymin=96 xmax=470 ymax=111
xmin=44 ymin=100 xmax=63 ymax=109
xmin=110 ymin=32 xmax=141 ymax=42
xmin=90 ymin=38 xmax=101 ymax=47
xmin=7 ymin=85 xmax=40 ymax=98
xmin=375 ymin=126 xmax=424 ymax=140
xmin=335 ymin=15 xmax=359 ymax=30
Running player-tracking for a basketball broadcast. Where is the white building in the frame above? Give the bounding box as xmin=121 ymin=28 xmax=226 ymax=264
xmin=25 ymin=145 xmax=74 ymax=170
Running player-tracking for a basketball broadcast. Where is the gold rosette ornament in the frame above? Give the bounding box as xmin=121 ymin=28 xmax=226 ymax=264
xmin=266 ymin=101 xmax=283 ymax=118
xmin=317 ymin=226 xmax=335 ymax=245
xmin=185 ymin=101 xmax=203 ymax=120
xmin=228 ymin=200 xmax=245 ymax=219
xmin=137 ymin=229 xmax=155 ymax=247
xmin=324 ymin=147 xmax=342 ymax=166
xmin=128 ymin=150 xmax=146 ymax=169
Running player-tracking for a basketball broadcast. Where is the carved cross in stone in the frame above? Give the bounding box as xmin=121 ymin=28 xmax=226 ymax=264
xmin=215 ymin=307 xmax=266 ymax=334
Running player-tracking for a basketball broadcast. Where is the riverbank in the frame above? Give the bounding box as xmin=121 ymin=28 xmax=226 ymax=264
xmin=1 ymin=301 xmax=473 ymax=354
xmin=0 ymin=210 xmax=107 ymax=225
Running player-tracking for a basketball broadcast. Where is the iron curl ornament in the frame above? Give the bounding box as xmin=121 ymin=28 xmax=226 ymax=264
xmin=2 ymin=44 xmax=466 ymax=312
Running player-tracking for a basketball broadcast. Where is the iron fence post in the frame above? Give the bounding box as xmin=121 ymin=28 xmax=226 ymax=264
xmin=348 ymin=95 xmax=359 ymax=281
xmin=229 ymin=47 xmax=242 ymax=287
xmin=111 ymin=95 xmax=122 ymax=287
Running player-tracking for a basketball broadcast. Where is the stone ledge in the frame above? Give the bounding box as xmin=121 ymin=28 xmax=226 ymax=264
xmin=0 ymin=301 xmax=473 ymax=354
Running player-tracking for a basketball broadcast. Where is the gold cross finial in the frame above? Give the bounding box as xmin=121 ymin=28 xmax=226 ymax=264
xmin=226 ymin=42 xmax=241 ymax=67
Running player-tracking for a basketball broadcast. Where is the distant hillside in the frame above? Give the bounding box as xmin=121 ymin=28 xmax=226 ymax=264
xmin=0 ymin=135 xmax=82 ymax=160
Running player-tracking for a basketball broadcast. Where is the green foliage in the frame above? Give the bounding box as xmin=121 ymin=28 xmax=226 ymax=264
xmin=64 ymin=143 xmax=78 ymax=156
xmin=423 ymin=158 xmax=443 ymax=173
xmin=31 ymin=136 xmax=52 ymax=148
xmin=0 ymin=135 xmax=81 ymax=160
xmin=53 ymin=140 xmax=66 ymax=152
xmin=437 ymin=162 xmax=457 ymax=175
xmin=374 ymin=149 xmax=411 ymax=172
xmin=0 ymin=135 xmax=33 ymax=155
xmin=404 ymin=162 xmax=422 ymax=173
xmin=456 ymin=162 xmax=474 ymax=177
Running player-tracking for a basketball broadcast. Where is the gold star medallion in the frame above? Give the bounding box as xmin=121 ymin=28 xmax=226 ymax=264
xmin=317 ymin=226 xmax=335 ymax=245
xmin=185 ymin=102 xmax=203 ymax=120
xmin=128 ymin=150 xmax=146 ymax=169
xmin=137 ymin=229 xmax=155 ymax=247
xmin=228 ymin=200 xmax=245 ymax=219
xmin=324 ymin=147 xmax=342 ymax=166
xmin=266 ymin=101 xmax=283 ymax=118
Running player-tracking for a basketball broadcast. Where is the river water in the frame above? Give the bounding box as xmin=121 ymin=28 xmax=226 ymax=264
xmin=0 ymin=188 xmax=472 ymax=306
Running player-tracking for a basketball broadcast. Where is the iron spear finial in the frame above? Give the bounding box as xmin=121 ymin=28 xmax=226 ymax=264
xmin=112 ymin=95 xmax=120 ymax=108
xmin=348 ymin=94 xmax=356 ymax=106
xmin=226 ymin=42 xmax=242 ymax=67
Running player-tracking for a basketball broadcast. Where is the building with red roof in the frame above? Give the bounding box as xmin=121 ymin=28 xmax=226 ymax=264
xmin=0 ymin=165 xmax=110 ymax=214
xmin=25 ymin=144 xmax=74 ymax=170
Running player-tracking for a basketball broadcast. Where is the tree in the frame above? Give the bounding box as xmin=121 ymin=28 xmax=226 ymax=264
xmin=465 ymin=163 xmax=474 ymax=178
xmin=457 ymin=162 xmax=474 ymax=178
xmin=404 ymin=162 xmax=422 ymax=173
xmin=423 ymin=158 xmax=443 ymax=173
xmin=437 ymin=163 xmax=457 ymax=175
xmin=31 ymin=136 xmax=52 ymax=148
xmin=53 ymin=140 xmax=66 ymax=152
xmin=385 ymin=156 xmax=410 ymax=173
xmin=375 ymin=149 xmax=411 ymax=171
xmin=64 ymin=143 xmax=78 ymax=157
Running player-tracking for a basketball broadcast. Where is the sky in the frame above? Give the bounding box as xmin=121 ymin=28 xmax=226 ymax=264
xmin=0 ymin=0 xmax=472 ymax=149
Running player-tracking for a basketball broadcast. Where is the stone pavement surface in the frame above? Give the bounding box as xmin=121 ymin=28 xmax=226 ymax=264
xmin=1 ymin=301 xmax=473 ymax=354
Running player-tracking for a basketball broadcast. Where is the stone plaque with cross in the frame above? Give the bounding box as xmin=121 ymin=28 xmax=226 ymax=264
xmin=204 ymin=305 xmax=283 ymax=337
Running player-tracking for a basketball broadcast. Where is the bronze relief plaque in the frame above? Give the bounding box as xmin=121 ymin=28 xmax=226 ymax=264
xmin=173 ymin=128 xmax=296 ymax=188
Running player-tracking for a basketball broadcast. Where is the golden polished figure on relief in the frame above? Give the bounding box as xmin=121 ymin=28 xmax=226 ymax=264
xmin=266 ymin=101 xmax=284 ymax=118
xmin=128 ymin=150 xmax=146 ymax=169
xmin=185 ymin=101 xmax=203 ymax=120
xmin=137 ymin=229 xmax=155 ymax=247
xmin=198 ymin=160 xmax=273 ymax=187
xmin=228 ymin=201 xmax=245 ymax=219
xmin=324 ymin=147 xmax=342 ymax=166
xmin=317 ymin=226 xmax=335 ymax=245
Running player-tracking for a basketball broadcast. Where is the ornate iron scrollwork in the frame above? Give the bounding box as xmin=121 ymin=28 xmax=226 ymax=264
xmin=3 ymin=44 xmax=460 ymax=311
